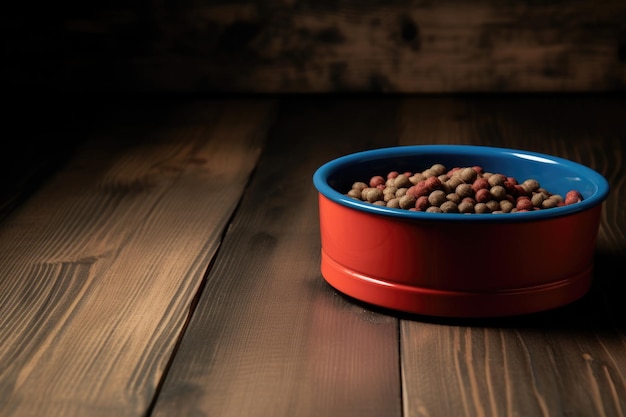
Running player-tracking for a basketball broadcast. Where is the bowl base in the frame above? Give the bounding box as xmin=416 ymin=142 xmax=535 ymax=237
xmin=321 ymin=250 xmax=592 ymax=318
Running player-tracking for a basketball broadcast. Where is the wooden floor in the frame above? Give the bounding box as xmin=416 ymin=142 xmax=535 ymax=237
xmin=1 ymin=94 xmax=625 ymax=417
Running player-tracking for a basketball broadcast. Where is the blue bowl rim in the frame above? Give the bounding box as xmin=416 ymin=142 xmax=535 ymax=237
xmin=313 ymin=145 xmax=610 ymax=223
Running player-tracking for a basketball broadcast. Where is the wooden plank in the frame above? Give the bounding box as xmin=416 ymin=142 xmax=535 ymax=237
xmin=0 ymin=98 xmax=276 ymax=417
xmin=151 ymin=98 xmax=403 ymax=417
xmin=397 ymin=96 xmax=626 ymax=417
xmin=4 ymin=1 xmax=626 ymax=93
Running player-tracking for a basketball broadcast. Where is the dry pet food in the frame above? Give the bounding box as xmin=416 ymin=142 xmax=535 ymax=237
xmin=346 ymin=164 xmax=583 ymax=214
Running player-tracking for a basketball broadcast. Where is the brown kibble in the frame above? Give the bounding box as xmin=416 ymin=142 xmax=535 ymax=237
xmin=399 ymin=194 xmax=417 ymax=209
xmin=428 ymin=190 xmax=447 ymax=206
xmin=352 ymin=181 xmax=368 ymax=192
xmin=395 ymin=188 xmax=408 ymax=198
xmin=531 ymin=192 xmax=545 ymax=207
xmin=488 ymin=174 xmax=506 ymax=187
xmin=347 ymin=189 xmax=362 ymax=199
xmin=431 ymin=163 xmax=447 ymax=175
xmin=387 ymin=198 xmax=400 ymax=208
xmin=422 ymin=168 xmax=438 ymax=178
xmin=459 ymin=167 xmax=477 ymax=183
xmin=474 ymin=202 xmax=490 ymax=213
xmin=446 ymin=176 xmax=463 ymax=190
xmin=384 ymin=191 xmax=397 ymax=202
xmin=490 ymin=185 xmax=507 ymax=200
xmin=364 ymin=188 xmax=384 ymax=203
xmin=541 ymin=197 xmax=559 ymax=209
xmin=394 ymin=174 xmax=412 ymax=188
xmin=455 ymin=183 xmax=473 ymax=198
xmin=410 ymin=173 xmax=425 ymax=184
xmin=521 ymin=179 xmax=540 ymax=193
xmin=446 ymin=193 xmax=461 ymax=204
xmin=426 ymin=206 xmax=443 ymax=213
xmin=499 ymin=200 xmax=514 ymax=213
xmin=485 ymin=200 xmax=500 ymax=212
xmin=383 ymin=186 xmax=398 ymax=195
xmin=440 ymin=201 xmax=459 ymax=213
xmin=458 ymin=200 xmax=475 ymax=213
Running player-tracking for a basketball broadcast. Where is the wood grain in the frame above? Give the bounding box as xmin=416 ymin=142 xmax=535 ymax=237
xmin=1 ymin=96 xmax=625 ymax=417
xmin=397 ymin=96 xmax=626 ymax=417
xmin=151 ymin=98 xmax=403 ymax=417
xmin=3 ymin=1 xmax=626 ymax=93
xmin=0 ymin=99 xmax=276 ymax=417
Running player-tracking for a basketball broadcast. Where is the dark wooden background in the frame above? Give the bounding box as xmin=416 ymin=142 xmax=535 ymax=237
xmin=3 ymin=0 xmax=626 ymax=94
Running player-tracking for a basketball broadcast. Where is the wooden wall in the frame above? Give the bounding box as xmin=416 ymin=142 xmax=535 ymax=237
xmin=3 ymin=1 xmax=626 ymax=94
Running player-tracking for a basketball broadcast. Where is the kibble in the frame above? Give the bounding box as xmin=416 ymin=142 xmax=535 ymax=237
xmin=345 ymin=163 xmax=584 ymax=214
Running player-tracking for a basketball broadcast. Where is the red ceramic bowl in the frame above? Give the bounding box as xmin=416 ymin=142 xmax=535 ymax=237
xmin=313 ymin=145 xmax=609 ymax=318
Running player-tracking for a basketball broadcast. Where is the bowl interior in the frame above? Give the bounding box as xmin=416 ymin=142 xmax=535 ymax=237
xmin=315 ymin=145 xmax=609 ymax=221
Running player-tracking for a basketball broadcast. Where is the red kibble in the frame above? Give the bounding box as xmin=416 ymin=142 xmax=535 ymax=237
xmin=565 ymin=190 xmax=583 ymax=205
xmin=516 ymin=197 xmax=533 ymax=211
xmin=514 ymin=184 xmax=528 ymax=196
xmin=424 ymin=176 xmax=442 ymax=192
xmin=475 ymin=188 xmax=491 ymax=203
xmin=387 ymin=171 xmax=399 ymax=179
xmin=415 ymin=196 xmax=430 ymax=211
xmin=471 ymin=178 xmax=490 ymax=192
xmin=503 ymin=179 xmax=518 ymax=196
xmin=407 ymin=184 xmax=429 ymax=198
xmin=369 ymin=176 xmax=385 ymax=187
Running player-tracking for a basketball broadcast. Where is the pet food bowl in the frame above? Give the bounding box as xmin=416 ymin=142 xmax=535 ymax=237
xmin=313 ymin=145 xmax=609 ymax=318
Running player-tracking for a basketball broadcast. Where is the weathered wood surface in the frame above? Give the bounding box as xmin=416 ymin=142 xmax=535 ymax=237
xmin=3 ymin=1 xmax=626 ymax=93
xmin=0 ymin=98 xmax=277 ymax=417
xmin=0 ymin=95 xmax=625 ymax=417
xmin=396 ymin=96 xmax=626 ymax=417
xmin=150 ymin=99 xmax=403 ymax=417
